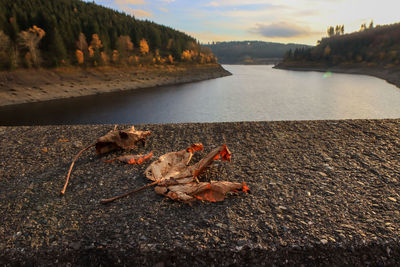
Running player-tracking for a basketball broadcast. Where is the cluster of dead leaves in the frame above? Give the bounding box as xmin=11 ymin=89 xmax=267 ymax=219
xmin=62 ymin=125 xmax=249 ymax=204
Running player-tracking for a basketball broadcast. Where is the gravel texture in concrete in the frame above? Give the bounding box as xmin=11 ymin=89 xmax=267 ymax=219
xmin=0 ymin=119 xmax=399 ymax=265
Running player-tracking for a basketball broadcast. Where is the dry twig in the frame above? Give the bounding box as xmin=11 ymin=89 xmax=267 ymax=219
xmin=100 ymin=181 xmax=160 ymax=204
xmin=61 ymin=144 xmax=94 ymax=195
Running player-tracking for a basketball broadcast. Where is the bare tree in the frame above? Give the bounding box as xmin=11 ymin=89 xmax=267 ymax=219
xmin=116 ymin=35 xmax=134 ymax=64
xmin=76 ymin=33 xmax=88 ymax=53
xmin=18 ymin=25 xmax=46 ymax=67
xmin=327 ymin=26 xmax=334 ymax=37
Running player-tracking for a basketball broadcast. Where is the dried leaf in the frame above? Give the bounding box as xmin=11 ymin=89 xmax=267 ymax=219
xmin=147 ymin=144 xmax=248 ymax=202
xmin=145 ymin=144 xmax=229 ymax=186
xmin=95 ymin=126 xmax=151 ymax=154
xmin=101 ymin=144 xmax=249 ymax=204
xmin=61 ymin=125 xmax=151 ymax=195
xmin=144 ymin=143 xmax=204 ymax=185
xmin=155 ymin=181 xmax=249 ymax=202
xmin=105 ymin=152 xmax=153 ymax=164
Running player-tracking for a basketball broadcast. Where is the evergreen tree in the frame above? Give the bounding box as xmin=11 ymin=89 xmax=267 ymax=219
xmin=48 ymin=28 xmax=67 ymax=66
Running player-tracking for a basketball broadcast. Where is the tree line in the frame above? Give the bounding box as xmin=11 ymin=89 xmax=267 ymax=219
xmin=283 ymin=21 xmax=400 ymax=67
xmin=205 ymin=41 xmax=310 ymax=64
xmin=0 ymin=0 xmax=216 ymax=70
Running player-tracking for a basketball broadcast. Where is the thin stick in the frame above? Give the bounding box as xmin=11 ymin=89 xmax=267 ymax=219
xmin=100 ymin=181 xmax=160 ymax=204
xmin=61 ymin=144 xmax=95 ymax=195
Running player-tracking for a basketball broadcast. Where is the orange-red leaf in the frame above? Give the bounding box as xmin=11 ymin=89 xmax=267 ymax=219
xmin=105 ymin=152 xmax=153 ymax=164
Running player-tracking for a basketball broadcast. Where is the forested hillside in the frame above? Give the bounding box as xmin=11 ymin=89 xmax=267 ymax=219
xmin=281 ymin=22 xmax=400 ymax=67
xmin=205 ymin=41 xmax=310 ymax=64
xmin=0 ymin=0 xmax=216 ymax=70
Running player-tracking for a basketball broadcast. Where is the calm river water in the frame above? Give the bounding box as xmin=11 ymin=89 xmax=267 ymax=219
xmin=1 ymin=65 xmax=400 ymax=125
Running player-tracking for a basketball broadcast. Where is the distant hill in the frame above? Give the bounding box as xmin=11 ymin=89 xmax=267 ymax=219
xmin=0 ymin=0 xmax=215 ymax=69
xmin=204 ymin=41 xmax=311 ymax=64
xmin=279 ymin=22 xmax=400 ymax=67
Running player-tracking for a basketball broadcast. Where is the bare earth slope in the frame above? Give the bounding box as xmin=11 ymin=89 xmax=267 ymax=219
xmin=0 ymin=64 xmax=231 ymax=107
xmin=275 ymin=62 xmax=400 ymax=89
xmin=0 ymin=119 xmax=399 ymax=265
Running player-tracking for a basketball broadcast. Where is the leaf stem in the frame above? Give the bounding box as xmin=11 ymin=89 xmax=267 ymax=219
xmin=61 ymin=144 xmax=95 ymax=195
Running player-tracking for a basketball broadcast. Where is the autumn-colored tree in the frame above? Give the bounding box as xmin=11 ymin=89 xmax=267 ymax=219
xmin=18 ymin=25 xmax=45 ymax=67
xmin=139 ymin=39 xmax=149 ymax=55
xmin=76 ymin=33 xmax=88 ymax=61
xmin=90 ymin=34 xmax=103 ymax=49
xmin=101 ymin=51 xmax=109 ymax=65
xmin=75 ymin=49 xmax=84 ymax=64
xmin=181 ymin=50 xmax=192 ymax=61
xmin=154 ymin=49 xmax=161 ymax=63
xmin=112 ymin=50 xmax=119 ymax=63
xmin=168 ymin=54 xmax=174 ymax=64
xmin=88 ymin=46 xmax=94 ymax=58
xmin=87 ymin=34 xmax=103 ymax=65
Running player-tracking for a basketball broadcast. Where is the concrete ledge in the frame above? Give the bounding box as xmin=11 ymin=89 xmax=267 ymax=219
xmin=0 ymin=119 xmax=399 ymax=265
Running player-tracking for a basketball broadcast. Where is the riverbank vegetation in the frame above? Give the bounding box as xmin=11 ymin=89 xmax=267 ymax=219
xmin=280 ymin=21 xmax=400 ymax=68
xmin=0 ymin=0 xmax=217 ymax=70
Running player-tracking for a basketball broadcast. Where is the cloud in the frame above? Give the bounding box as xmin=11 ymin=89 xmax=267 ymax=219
xmin=121 ymin=6 xmax=152 ymax=17
xmin=251 ymin=22 xmax=313 ymax=38
xmin=187 ymin=30 xmax=243 ymax=43
xmin=116 ymin=0 xmax=146 ymax=5
xmin=160 ymin=0 xmax=175 ymax=2
xmin=205 ymin=0 xmax=271 ymax=7
xmin=206 ymin=1 xmax=219 ymax=7
xmin=132 ymin=9 xmax=152 ymax=17
xmin=159 ymin=7 xmax=169 ymax=12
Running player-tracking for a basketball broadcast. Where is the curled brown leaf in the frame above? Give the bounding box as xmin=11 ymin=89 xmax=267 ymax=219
xmin=61 ymin=125 xmax=151 ymax=195
xmin=95 ymin=126 xmax=151 ymax=154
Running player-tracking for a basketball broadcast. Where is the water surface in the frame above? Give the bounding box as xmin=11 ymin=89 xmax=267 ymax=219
xmin=1 ymin=65 xmax=399 ymax=125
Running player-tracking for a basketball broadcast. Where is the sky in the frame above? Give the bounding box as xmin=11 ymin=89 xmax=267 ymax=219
xmin=86 ymin=0 xmax=400 ymax=45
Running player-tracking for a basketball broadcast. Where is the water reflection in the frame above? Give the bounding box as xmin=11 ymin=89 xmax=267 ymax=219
xmin=0 ymin=65 xmax=399 ymax=125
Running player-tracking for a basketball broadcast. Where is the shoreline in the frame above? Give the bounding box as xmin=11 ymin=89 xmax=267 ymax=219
xmin=0 ymin=119 xmax=399 ymax=265
xmin=0 ymin=64 xmax=231 ymax=107
xmin=274 ymin=63 xmax=400 ymax=89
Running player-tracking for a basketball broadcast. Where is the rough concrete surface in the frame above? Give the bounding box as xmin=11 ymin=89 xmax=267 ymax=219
xmin=0 ymin=119 xmax=399 ymax=265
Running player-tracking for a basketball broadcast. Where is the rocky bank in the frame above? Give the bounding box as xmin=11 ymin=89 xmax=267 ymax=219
xmin=275 ymin=62 xmax=400 ymax=90
xmin=0 ymin=64 xmax=231 ymax=107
